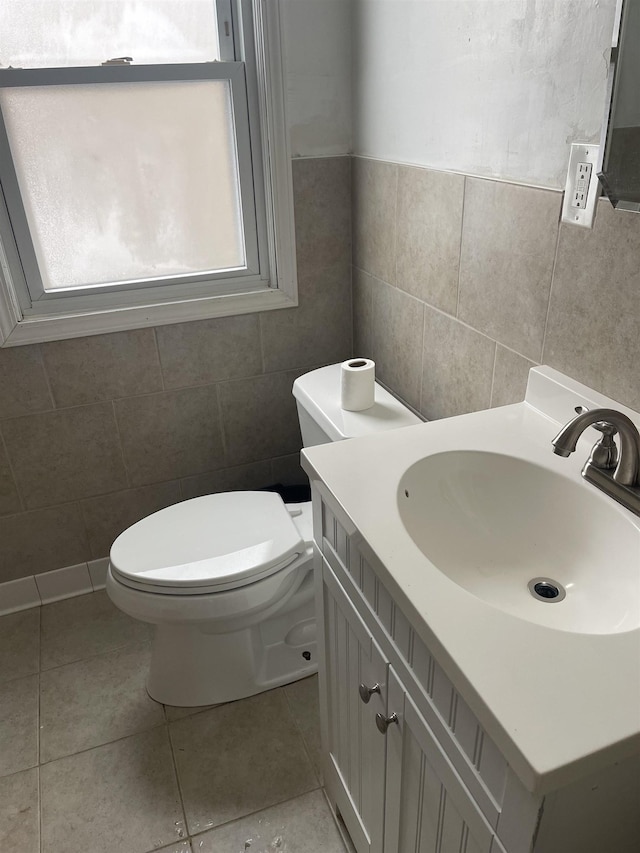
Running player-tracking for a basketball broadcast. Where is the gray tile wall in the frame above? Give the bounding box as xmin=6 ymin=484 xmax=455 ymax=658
xmin=0 ymin=156 xmax=352 ymax=584
xmin=352 ymin=156 xmax=640 ymax=422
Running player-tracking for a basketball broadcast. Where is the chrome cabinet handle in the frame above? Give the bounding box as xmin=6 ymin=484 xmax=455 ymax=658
xmin=375 ymin=712 xmax=398 ymax=734
xmin=359 ymin=682 xmax=381 ymax=703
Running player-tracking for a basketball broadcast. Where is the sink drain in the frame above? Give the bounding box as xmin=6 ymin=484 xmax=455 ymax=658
xmin=528 ymin=577 xmax=566 ymax=603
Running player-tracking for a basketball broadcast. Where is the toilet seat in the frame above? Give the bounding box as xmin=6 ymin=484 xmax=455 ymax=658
xmin=109 ymin=491 xmax=305 ymax=595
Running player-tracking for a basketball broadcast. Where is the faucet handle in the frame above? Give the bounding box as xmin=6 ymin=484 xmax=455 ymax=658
xmin=590 ymin=421 xmax=619 ymax=470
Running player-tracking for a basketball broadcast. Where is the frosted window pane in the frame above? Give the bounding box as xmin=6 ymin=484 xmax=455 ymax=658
xmin=0 ymin=81 xmax=245 ymax=290
xmin=0 ymin=1 xmax=219 ymax=67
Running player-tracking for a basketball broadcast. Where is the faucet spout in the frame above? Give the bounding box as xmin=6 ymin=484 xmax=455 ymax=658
xmin=552 ymin=407 xmax=640 ymax=486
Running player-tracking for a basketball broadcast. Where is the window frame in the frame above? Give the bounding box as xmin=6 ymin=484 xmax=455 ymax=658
xmin=0 ymin=0 xmax=297 ymax=346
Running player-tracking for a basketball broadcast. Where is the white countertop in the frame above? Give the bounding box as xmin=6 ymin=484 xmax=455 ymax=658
xmin=302 ymin=368 xmax=640 ymax=795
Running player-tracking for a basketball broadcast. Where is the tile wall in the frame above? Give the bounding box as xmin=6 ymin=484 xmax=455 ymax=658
xmin=4 ymin=152 xmax=637 ymax=587
xmin=0 ymin=156 xmax=352 ymax=584
xmin=352 ymin=156 xmax=640 ymax=420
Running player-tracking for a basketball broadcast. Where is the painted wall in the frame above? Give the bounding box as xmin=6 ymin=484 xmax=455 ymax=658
xmin=283 ymin=0 xmax=352 ymax=156
xmin=352 ymin=0 xmax=616 ymax=187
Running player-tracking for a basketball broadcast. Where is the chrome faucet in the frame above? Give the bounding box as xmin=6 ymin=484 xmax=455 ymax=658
xmin=552 ymin=407 xmax=640 ymax=518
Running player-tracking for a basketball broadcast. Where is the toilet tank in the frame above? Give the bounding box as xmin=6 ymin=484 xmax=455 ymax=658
xmin=292 ymin=364 xmax=422 ymax=447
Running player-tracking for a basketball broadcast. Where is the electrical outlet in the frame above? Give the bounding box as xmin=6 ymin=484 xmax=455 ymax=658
xmin=562 ymin=143 xmax=600 ymax=228
xmin=572 ymin=162 xmax=592 ymax=208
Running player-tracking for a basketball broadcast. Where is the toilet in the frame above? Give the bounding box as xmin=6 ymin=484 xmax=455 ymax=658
xmin=106 ymin=363 xmax=420 ymax=706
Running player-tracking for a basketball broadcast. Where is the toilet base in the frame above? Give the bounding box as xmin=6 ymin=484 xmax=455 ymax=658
xmin=147 ymin=598 xmax=317 ymax=706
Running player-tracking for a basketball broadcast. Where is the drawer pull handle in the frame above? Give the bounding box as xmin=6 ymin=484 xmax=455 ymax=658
xmin=359 ymin=682 xmax=381 ymax=703
xmin=375 ymin=712 xmax=398 ymax=734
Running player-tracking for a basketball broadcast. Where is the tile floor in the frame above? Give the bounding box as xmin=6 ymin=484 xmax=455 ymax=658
xmin=0 ymin=590 xmax=349 ymax=853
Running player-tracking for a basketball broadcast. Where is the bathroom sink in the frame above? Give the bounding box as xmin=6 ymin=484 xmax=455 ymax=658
xmin=304 ymin=368 xmax=640 ymax=791
xmin=398 ymin=451 xmax=640 ymax=635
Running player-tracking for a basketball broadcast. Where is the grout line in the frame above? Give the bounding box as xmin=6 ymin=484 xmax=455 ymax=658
xmin=280 ymin=678 xmax=324 ymax=788
xmin=0 ymin=668 xmax=42 ymax=693
xmin=37 ymin=719 xmax=168 ymax=770
xmin=367 ymin=269 xmax=373 ymax=359
xmin=111 ymin=399 xmax=132 ymax=490
xmin=0 ymin=444 xmax=303 ymax=538
xmin=489 ymin=342 xmax=499 ymax=408
xmin=55 ymin=476 xmax=184 ymax=513
xmin=349 ymin=263 xmax=355 ymax=356
xmin=456 ymin=175 xmax=467 ymax=319
xmin=141 ymin=838 xmax=192 ymax=853
xmin=0 ymin=394 xmax=132 ymax=424
xmin=165 ymin=723 xmax=190 ymax=844
xmin=36 ymin=669 xmax=41 ymax=768
xmin=37 ymin=343 xmax=57 ymax=411
xmin=75 ymin=500 xmax=93 ymax=566
xmin=393 ymin=162 xmax=399 ymax=288
xmin=0 ymin=363 xmax=322 ymax=429
xmin=214 ymin=383 xmax=228 ymax=465
xmin=257 ymin=312 xmax=267 ymax=375
xmin=151 ymin=327 xmax=166 ymax=392
xmin=0 ymin=422 xmax=26 ymax=512
xmin=418 ymin=300 xmax=427 ymax=416
xmin=540 ymin=215 xmax=563 ymax=365
xmin=38 ymin=594 xmax=43 ymax=676
xmin=187 ymin=786 xmax=327 ymax=845
xmin=162 ymin=702 xmax=221 ymax=725
xmin=40 ymin=635 xmax=153 ymax=677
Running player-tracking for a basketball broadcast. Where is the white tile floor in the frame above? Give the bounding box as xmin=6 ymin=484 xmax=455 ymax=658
xmin=0 ymin=591 xmax=349 ymax=853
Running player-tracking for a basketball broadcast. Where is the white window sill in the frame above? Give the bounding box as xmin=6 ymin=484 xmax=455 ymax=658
xmin=0 ymin=285 xmax=297 ymax=346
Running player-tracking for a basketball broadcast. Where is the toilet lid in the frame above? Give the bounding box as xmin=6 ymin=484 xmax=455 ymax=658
xmin=109 ymin=491 xmax=305 ymax=593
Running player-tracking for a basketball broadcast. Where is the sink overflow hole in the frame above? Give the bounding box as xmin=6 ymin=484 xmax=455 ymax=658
xmin=528 ymin=577 xmax=566 ymax=604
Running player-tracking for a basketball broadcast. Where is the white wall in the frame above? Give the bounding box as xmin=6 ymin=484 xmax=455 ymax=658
xmin=352 ymin=0 xmax=617 ymax=187
xmin=282 ymin=0 xmax=352 ymax=156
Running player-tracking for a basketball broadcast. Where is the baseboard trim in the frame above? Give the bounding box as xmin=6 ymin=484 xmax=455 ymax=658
xmin=0 ymin=557 xmax=110 ymax=616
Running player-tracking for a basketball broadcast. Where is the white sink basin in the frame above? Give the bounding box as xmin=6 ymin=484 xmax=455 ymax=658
xmin=398 ymin=450 xmax=640 ymax=635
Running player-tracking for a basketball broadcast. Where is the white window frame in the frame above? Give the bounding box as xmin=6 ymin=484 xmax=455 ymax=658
xmin=0 ymin=0 xmax=297 ymax=346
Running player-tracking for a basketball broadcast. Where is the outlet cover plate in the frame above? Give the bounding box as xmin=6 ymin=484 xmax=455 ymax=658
xmin=561 ymin=143 xmax=601 ymax=229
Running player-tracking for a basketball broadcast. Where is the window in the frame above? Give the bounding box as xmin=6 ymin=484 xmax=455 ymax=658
xmin=0 ymin=0 xmax=296 ymax=345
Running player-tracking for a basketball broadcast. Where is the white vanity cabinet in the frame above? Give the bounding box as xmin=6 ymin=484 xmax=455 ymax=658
xmin=312 ymin=483 xmax=640 ymax=853
xmin=321 ymin=557 xmax=498 ymax=853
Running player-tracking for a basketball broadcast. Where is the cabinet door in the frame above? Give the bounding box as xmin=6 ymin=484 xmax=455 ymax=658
xmin=321 ymin=561 xmax=388 ymax=853
xmin=383 ymin=667 xmax=494 ymax=853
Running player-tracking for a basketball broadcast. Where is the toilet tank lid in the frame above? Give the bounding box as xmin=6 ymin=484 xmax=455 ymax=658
xmin=293 ymin=364 xmax=422 ymax=441
xmin=109 ymin=491 xmax=304 ymax=590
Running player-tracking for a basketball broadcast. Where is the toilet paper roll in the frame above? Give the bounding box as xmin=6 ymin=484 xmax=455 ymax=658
xmin=341 ymin=358 xmax=375 ymax=411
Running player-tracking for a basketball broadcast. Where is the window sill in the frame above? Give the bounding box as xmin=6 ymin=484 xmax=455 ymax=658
xmin=0 ymin=285 xmax=298 ymax=346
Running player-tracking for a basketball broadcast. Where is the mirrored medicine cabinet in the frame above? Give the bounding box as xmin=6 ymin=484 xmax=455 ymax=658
xmin=598 ymin=0 xmax=640 ymax=211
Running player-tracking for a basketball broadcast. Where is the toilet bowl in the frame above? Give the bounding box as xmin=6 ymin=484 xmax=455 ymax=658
xmin=107 ymin=492 xmax=316 ymax=706
xmin=106 ymin=363 xmax=421 ymax=707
